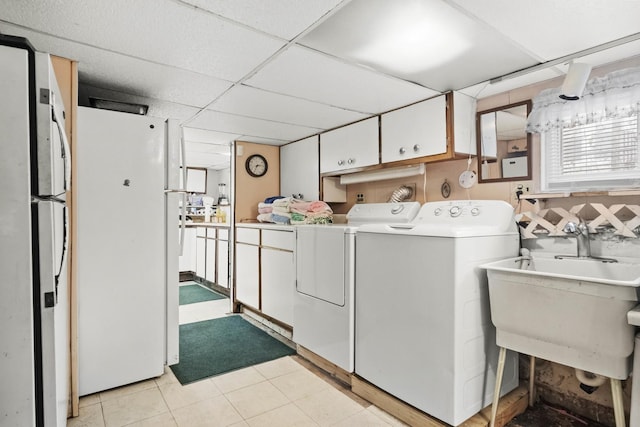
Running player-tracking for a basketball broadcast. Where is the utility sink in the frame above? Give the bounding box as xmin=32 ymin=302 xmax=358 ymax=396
xmin=481 ymin=255 xmax=640 ymax=379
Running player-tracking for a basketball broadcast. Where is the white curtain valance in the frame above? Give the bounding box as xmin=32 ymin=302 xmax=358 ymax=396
xmin=526 ymin=67 xmax=640 ymax=133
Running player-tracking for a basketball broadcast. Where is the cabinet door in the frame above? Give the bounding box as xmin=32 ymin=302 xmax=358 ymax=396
xmin=280 ymin=135 xmax=319 ymax=200
xmin=320 ymin=117 xmax=379 ymax=173
xmin=261 ymin=248 xmax=294 ymax=325
xmin=217 ymin=238 xmax=229 ymax=288
xmin=195 ymin=236 xmax=206 ymax=279
xmin=205 ymin=238 xmax=217 ymax=283
xmin=235 ymin=243 xmax=259 ymax=309
xmin=179 ymin=227 xmax=197 ymax=273
xmin=381 ymin=96 xmax=447 ymax=163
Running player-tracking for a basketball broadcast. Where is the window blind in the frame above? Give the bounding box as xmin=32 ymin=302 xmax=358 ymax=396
xmin=542 ymin=114 xmax=640 ymax=191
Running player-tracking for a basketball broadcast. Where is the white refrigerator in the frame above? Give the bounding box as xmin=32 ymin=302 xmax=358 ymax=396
xmin=0 ymin=36 xmax=70 ymax=427
xmin=76 ymin=106 xmax=183 ymax=396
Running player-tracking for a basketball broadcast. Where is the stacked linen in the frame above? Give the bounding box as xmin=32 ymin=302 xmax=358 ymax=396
xmin=257 ymin=202 xmax=273 ymax=223
xmin=256 ymin=195 xmax=281 ymax=223
xmin=271 ymin=197 xmax=292 ymax=224
xmin=290 ymin=200 xmax=333 ymax=224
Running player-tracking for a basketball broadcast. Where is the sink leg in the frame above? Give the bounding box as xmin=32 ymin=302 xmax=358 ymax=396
xmin=529 ymin=356 xmax=536 ymax=407
xmin=611 ymin=378 xmax=626 ymax=427
xmin=490 ymin=347 xmax=507 ymax=427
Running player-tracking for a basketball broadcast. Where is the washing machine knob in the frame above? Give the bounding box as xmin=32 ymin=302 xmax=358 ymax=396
xmin=449 ymin=206 xmax=462 ymax=217
xmin=434 ymin=208 xmax=442 ymax=216
xmin=471 ymin=207 xmax=480 ymax=216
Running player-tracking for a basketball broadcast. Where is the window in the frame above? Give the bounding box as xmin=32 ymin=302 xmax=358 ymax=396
xmin=527 ymin=66 xmax=640 ymax=192
xmin=541 ymin=114 xmax=640 ymax=191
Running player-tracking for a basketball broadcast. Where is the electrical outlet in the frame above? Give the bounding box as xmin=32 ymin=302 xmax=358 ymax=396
xmin=356 ymin=193 xmax=365 ymax=203
xmin=510 ymin=182 xmax=530 ymax=201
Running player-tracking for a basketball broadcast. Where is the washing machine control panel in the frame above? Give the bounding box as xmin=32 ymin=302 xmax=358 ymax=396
xmin=433 ymin=204 xmax=481 ymax=218
xmin=414 ymin=200 xmax=516 ymax=232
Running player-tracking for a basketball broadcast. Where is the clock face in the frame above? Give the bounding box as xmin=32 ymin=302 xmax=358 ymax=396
xmin=245 ymin=154 xmax=268 ymax=177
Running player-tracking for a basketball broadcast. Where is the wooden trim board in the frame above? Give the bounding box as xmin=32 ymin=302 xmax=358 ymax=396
xmin=351 ymin=375 xmax=528 ymax=427
xmin=296 ymin=345 xmax=352 ymax=387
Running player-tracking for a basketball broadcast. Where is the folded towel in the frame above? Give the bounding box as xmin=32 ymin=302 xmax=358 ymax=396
xmin=308 ymin=200 xmax=332 ymax=214
xmin=272 ymin=206 xmax=291 ymax=215
xmin=257 ymin=213 xmax=273 ymax=223
xmin=290 ymin=201 xmax=312 ymax=214
xmin=271 ymin=213 xmax=291 ymax=224
xmin=264 ymin=196 xmax=283 ymax=204
xmin=272 ymin=197 xmax=292 ymax=208
xmin=258 ymin=202 xmax=272 ymax=209
xmin=290 ymin=212 xmax=307 ymax=224
xmin=258 ymin=206 xmax=272 ymax=214
xmin=307 ymin=213 xmax=333 ymax=224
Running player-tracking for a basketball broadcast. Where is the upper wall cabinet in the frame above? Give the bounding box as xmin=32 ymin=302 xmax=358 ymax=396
xmin=381 ymin=96 xmax=446 ymax=162
xmin=381 ymin=92 xmax=476 ymax=164
xmin=280 ymin=135 xmax=319 ymax=200
xmin=320 ymin=117 xmax=379 ymax=174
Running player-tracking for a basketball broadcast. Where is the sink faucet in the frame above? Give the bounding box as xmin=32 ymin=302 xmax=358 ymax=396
xmin=563 ymin=217 xmax=591 ymax=258
xmin=556 ymin=217 xmax=617 ymax=263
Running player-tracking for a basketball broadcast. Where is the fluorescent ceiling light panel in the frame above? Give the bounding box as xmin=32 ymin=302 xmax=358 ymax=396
xmin=351 ymin=3 xmax=470 ymax=74
xmin=340 ymin=163 xmax=425 ymax=185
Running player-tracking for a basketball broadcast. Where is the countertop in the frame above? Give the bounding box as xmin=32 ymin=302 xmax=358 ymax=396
xmin=235 ymin=222 xmax=294 ymax=232
xmin=184 ymin=222 xmax=230 ymax=228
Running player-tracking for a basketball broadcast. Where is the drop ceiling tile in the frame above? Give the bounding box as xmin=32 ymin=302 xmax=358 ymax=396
xmin=299 ymin=0 xmax=538 ymax=91
xmin=185 ymin=152 xmax=231 ymax=169
xmin=185 ymin=142 xmax=231 ymax=156
xmin=210 ymin=85 xmax=368 ymax=129
xmin=236 ymin=135 xmax=289 ymax=146
xmin=459 ymin=67 xmax=564 ymax=100
xmin=187 ymin=109 xmax=321 ymax=142
xmin=183 ymin=128 xmax=239 ymax=145
xmin=450 ymin=0 xmax=640 ymax=61
xmin=181 ymin=0 xmax=344 ymax=40
xmin=246 ymin=45 xmax=439 ymax=114
xmin=1 ymin=0 xmax=285 ymax=80
xmin=0 ymin=23 xmax=233 ymax=108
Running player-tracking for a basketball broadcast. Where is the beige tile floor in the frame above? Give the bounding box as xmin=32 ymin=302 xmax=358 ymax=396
xmin=68 ymin=283 xmax=407 ymax=427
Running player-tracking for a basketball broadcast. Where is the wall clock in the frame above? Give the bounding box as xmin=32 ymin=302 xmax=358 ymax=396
xmin=245 ymin=154 xmax=268 ymax=177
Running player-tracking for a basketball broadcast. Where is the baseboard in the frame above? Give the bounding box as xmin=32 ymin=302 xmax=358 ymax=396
xmin=296 ymin=345 xmax=352 ymax=387
xmin=351 ymin=376 xmax=528 ymax=427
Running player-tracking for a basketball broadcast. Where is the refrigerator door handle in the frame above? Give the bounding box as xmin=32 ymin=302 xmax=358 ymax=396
xmin=178 ymin=126 xmax=187 ymax=256
xmin=180 ymin=126 xmax=187 ymax=191
xmin=51 ymin=103 xmax=71 ymax=192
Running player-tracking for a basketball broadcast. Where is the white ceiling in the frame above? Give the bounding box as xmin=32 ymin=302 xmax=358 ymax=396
xmin=1 ymin=0 xmax=639 ymax=169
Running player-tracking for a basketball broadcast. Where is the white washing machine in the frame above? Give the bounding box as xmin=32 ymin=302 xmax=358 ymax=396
xmin=354 ymin=200 xmax=520 ymax=426
xmin=293 ymin=202 xmax=420 ymax=372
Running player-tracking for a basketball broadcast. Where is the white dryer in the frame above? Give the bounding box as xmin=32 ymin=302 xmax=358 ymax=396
xmin=293 ymin=202 xmax=420 ymax=372
xmin=354 ymin=200 xmax=520 ymax=426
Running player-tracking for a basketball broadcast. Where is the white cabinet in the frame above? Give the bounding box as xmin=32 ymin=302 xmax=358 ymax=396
xmin=235 ymin=243 xmax=259 ymax=309
xmin=218 ymin=228 xmax=229 ymax=289
xmin=235 ymin=227 xmax=260 ymax=309
xmin=179 ymin=227 xmax=197 ymax=273
xmin=381 ymin=91 xmax=476 ymax=163
xmin=195 ymin=227 xmax=206 ymax=278
xmin=261 ymin=248 xmax=294 ymax=325
xmin=205 ymin=230 xmax=217 ymax=283
xmin=234 ymin=226 xmax=295 ymax=325
xmin=381 ymin=96 xmax=446 ymax=162
xmin=320 ymin=117 xmax=379 ymax=173
xmin=280 ymin=136 xmax=319 ymax=200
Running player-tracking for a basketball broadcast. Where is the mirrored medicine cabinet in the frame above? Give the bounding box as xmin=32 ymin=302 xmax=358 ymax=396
xmin=476 ymin=100 xmax=532 ymax=183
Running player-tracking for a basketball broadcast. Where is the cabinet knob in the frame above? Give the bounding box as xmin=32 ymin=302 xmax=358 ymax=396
xmin=347 ymin=158 xmax=355 ymax=164
xmin=399 ymin=147 xmax=406 ymax=155
xmin=413 ymin=144 xmax=420 ymax=152
xmin=338 ymin=159 xmax=345 ymax=166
